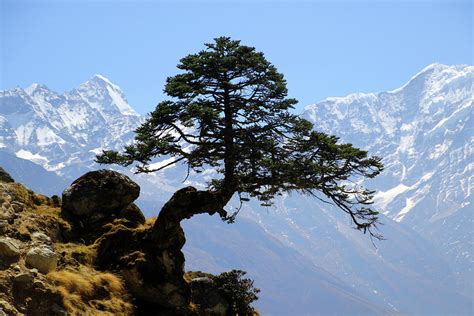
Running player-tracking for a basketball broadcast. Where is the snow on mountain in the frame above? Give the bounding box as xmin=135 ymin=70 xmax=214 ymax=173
xmin=70 ymin=74 xmax=138 ymax=117
xmin=302 ymin=63 xmax=473 ymax=292
xmin=0 ymin=75 xmax=142 ymax=177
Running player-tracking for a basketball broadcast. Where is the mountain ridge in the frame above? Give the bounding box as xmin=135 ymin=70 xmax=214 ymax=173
xmin=1 ymin=63 xmax=472 ymax=314
xmin=0 ymin=74 xmax=142 ymax=177
xmin=301 ymin=63 xmax=473 ymax=294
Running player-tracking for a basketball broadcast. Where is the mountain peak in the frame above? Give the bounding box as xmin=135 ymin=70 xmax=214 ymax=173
xmin=408 ymin=63 xmax=451 ymax=80
xmin=90 ymin=74 xmax=120 ymax=90
xmin=411 ymin=63 xmax=471 ymax=81
xmin=73 ymin=74 xmax=138 ymax=117
xmin=419 ymin=62 xmax=447 ymax=71
xmin=388 ymin=63 xmax=472 ymax=94
xmin=24 ymin=83 xmax=52 ymax=95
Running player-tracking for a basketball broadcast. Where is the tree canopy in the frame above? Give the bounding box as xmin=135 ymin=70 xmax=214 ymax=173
xmin=96 ymin=37 xmax=384 ymax=238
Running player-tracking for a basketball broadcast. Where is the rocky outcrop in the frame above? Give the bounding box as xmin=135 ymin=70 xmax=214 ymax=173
xmin=61 ymin=170 xmax=144 ymax=243
xmin=0 ymin=169 xmax=134 ymax=315
xmin=59 ymin=169 xmax=190 ymax=310
xmin=95 ymin=223 xmax=191 ymax=311
xmin=95 ymin=187 xmax=211 ymax=310
xmin=0 ymin=174 xmax=66 ymax=315
xmin=0 ymin=168 xmax=257 ymax=315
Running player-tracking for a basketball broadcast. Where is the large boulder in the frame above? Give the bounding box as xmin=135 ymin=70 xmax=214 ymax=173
xmin=25 ymin=246 xmax=58 ymax=274
xmin=62 ymin=170 xmax=140 ymax=216
xmin=61 ymin=170 xmax=144 ymax=244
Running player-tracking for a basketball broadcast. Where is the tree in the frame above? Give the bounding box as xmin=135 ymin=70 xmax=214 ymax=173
xmin=213 ymin=270 xmax=260 ymax=315
xmin=96 ymin=36 xmax=384 ymax=239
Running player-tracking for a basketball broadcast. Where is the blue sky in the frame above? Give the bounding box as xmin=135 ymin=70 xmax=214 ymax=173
xmin=1 ymin=0 xmax=472 ymax=114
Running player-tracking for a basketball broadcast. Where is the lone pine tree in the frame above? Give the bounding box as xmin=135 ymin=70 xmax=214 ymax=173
xmin=96 ymin=37 xmax=384 ymax=309
xmin=97 ymin=37 xmax=384 ymax=239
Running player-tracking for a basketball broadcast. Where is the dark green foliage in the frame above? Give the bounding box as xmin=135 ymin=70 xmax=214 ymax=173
xmin=96 ymin=37 xmax=384 ymax=238
xmin=214 ymin=270 xmax=260 ymax=315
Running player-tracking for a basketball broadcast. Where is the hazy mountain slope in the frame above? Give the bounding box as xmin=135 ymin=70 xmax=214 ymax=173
xmin=239 ymin=195 xmax=471 ymax=314
xmin=0 ymin=150 xmax=70 ymax=196
xmin=183 ymin=215 xmax=391 ymax=316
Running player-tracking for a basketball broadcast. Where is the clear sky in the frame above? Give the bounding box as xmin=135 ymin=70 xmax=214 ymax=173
xmin=1 ymin=0 xmax=472 ymax=114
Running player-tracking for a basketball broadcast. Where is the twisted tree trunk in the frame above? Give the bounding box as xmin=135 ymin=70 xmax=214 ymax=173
xmin=150 ymin=186 xmax=232 ymax=246
xmin=96 ymin=186 xmax=234 ymax=311
xmin=144 ymin=186 xmax=233 ymax=308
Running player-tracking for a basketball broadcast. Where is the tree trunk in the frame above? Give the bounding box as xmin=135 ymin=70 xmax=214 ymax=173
xmin=142 ymin=186 xmax=233 ymax=307
xmin=96 ymin=186 xmax=234 ymax=311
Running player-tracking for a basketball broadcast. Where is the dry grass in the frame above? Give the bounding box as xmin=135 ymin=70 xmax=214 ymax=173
xmin=4 ymin=182 xmax=50 ymax=207
xmin=92 ymin=272 xmax=125 ymax=293
xmin=1 ymin=180 xmax=70 ymax=242
xmin=15 ymin=204 xmax=70 ymax=242
xmin=6 ymin=183 xmax=31 ymax=205
xmin=144 ymin=216 xmax=156 ymax=226
xmin=47 ymin=267 xmax=134 ymax=315
xmin=56 ymin=242 xmax=97 ymax=267
xmin=49 ymin=270 xmax=95 ymax=298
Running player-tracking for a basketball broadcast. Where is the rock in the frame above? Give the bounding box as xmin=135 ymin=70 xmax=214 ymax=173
xmin=0 ymin=220 xmax=8 ymax=233
xmin=25 ymin=246 xmax=58 ymax=274
xmin=0 ymin=202 xmax=13 ymax=221
xmin=0 ymin=237 xmax=21 ymax=259
xmin=51 ymin=303 xmax=67 ymax=316
xmin=0 ymin=299 xmax=17 ymax=315
xmin=0 ymin=167 xmax=14 ymax=183
xmin=62 ymin=169 xmax=140 ymax=216
xmin=14 ymin=272 xmax=34 ymax=284
xmin=33 ymin=279 xmax=46 ymax=290
xmin=31 ymin=232 xmax=51 ymax=244
xmin=13 ymin=272 xmax=35 ymax=294
xmin=10 ymin=201 xmax=25 ymax=213
xmin=119 ymin=203 xmax=146 ymax=226
xmin=190 ymin=277 xmax=229 ymax=315
xmin=29 ymin=268 xmax=39 ymax=275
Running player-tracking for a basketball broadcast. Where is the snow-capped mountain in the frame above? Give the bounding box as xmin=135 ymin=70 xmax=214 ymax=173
xmin=1 ymin=64 xmax=472 ymax=314
xmin=302 ymin=63 xmax=473 ymax=291
xmin=0 ymin=75 xmax=142 ymax=177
